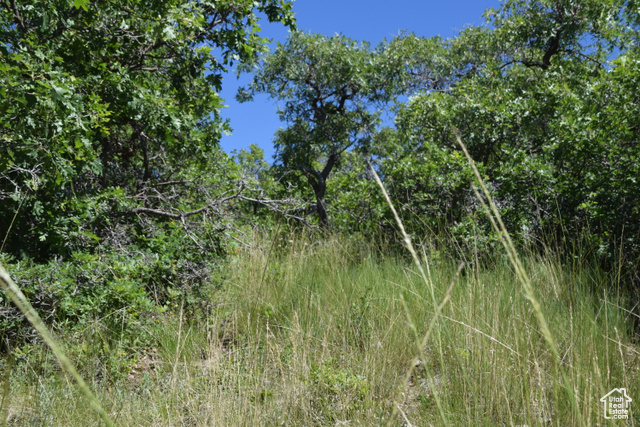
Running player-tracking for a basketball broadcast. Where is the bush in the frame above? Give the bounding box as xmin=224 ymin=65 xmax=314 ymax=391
xmin=0 ymin=221 xmax=225 ymax=352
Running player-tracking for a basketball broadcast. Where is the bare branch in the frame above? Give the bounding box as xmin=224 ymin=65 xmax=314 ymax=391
xmin=115 ymin=188 xmax=243 ymax=220
xmin=9 ymin=0 xmax=26 ymax=33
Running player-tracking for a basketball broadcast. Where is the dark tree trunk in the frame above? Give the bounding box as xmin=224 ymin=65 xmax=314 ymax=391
xmin=313 ymin=181 xmax=328 ymax=227
xmin=300 ymin=152 xmax=338 ymax=228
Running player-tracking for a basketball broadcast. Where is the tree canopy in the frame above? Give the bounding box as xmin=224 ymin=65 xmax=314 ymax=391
xmin=238 ymin=31 xmax=407 ymax=226
xmin=1 ymin=0 xmax=294 ymax=259
xmin=236 ymin=1 xmax=640 ymax=284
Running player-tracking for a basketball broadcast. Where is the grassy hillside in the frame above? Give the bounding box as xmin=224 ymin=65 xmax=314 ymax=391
xmin=2 ymin=233 xmax=638 ymax=426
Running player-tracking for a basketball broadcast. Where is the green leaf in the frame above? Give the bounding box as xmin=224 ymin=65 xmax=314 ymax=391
xmin=72 ymin=0 xmax=90 ymax=11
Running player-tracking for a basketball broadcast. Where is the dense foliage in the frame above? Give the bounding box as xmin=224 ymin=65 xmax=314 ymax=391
xmin=0 ymin=0 xmax=294 ymax=346
xmin=238 ymin=32 xmax=407 ymax=226
xmin=1 ymin=0 xmax=293 ymax=259
xmin=2 ymin=0 xmax=640 ymax=352
xmin=384 ymin=0 xmax=640 ymax=274
xmin=329 ymin=1 xmax=638 ymax=283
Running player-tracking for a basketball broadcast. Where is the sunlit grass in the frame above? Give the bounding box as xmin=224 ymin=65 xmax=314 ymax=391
xmin=3 ymin=231 xmax=637 ymax=425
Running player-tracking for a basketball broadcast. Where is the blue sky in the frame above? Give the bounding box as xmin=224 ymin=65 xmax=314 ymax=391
xmin=219 ymin=0 xmax=502 ymax=161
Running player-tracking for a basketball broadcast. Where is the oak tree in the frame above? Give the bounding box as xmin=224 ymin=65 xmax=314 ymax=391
xmin=0 ymin=0 xmax=294 ymax=258
xmin=239 ymin=31 xmax=404 ymax=226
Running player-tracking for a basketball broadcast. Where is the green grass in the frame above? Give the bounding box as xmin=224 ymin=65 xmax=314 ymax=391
xmin=2 ymin=232 xmax=638 ymax=426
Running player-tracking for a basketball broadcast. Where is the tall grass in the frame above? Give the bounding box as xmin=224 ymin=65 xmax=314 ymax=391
xmin=3 ymin=231 xmax=637 ymax=425
xmin=0 ymin=264 xmax=114 ymax=427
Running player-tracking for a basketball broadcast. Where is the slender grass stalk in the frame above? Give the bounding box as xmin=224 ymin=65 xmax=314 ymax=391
xmin=367 ymin=160 xmax=454 ymax=426
xmin=171 ymin=301 xmax=185 ymax=389
xmin=453 ymin=131 xmax=581 ymax=423
xmin=0 ymin=264 xmax=115 ymax=427
xmin=0 ymin=352 xmax=12 ymax=427
xmin=367 ymin=161 xmax=437 ymax=310
xmin=0 ymin=193 xmax=26 ymax=254
xmin=454 ymin=132 xmax=558 ymax=357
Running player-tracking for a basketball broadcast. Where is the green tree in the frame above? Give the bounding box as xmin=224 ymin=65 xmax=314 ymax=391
xmin=238 ymin=32 xmax=405 ymax=227
xmin=0 ymin=0 xmax=296 ymax=349
xmin=377 ymin=0 xmax=640 ymax=270
xmin=0 ymin=0 xmax=294 ymax=259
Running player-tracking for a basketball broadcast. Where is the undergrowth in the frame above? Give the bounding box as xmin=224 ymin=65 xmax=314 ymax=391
xmin=2 ymin=232 xmax=638 ymax=426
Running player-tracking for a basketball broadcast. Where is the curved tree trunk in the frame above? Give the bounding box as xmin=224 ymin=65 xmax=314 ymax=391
xmin=300 ymin=153 xmax=337 ymax=228
xmin=313 ymin=183 xmax=329 ymax=227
